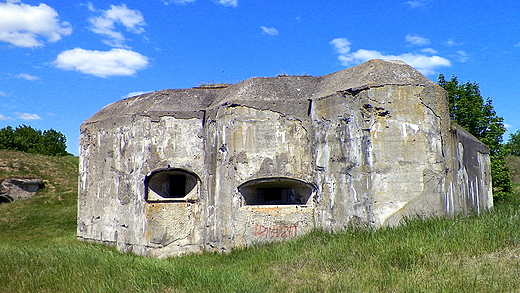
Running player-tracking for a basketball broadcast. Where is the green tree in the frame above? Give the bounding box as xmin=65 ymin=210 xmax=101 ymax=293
xmin=0 ymin=125 xmax=70 ymax=156
xmin=0 ymin=126 xmax=16 ymax=150
xmin=505 ymin=130 xmax=520 ymax=156
xmin=40 ymin=129 xmax=69 ymax=156
xmin=438 ymin=74 xmax=513 ymax=200
xmin=13 ymin=125 xmax=42 ymax=153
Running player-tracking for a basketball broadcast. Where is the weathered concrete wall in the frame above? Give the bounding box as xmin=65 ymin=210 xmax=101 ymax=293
xmin=210 ymin=105 xmax=316 ymax=248
xmin=78 ymin=59 xmax=493 ymax=258
xmin=78 ymin=113 xmax=207 ymax=256
xmin=361 ymin=85 xmax=449 ymax=226
xmin=445 ymin=124 xmax=492 ymax=215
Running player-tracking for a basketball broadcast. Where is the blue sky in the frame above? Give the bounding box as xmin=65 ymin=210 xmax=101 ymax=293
xmin=1 ymin=0 xmax=520 ymax=155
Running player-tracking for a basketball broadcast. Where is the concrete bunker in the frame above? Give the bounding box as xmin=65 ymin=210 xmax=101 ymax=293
xmin=0 ymin=178 xmax=44 ymax=203
xmin=78 ymin=59 xmax=493 ymax=258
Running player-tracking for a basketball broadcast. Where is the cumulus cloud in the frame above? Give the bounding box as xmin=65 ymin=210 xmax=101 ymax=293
xmin=0 ymin=1 xmax=72 ymax=47
xmin=218 ymin=0 xmax=238 ymax=7
xmin=53 ymin=48 xmax=149 ymax=78
xmin=261 ymin=26 xmax=278 ymax=36
xmin=405 ymin=34 xmax=430 ymax=46
xmin=88 ymin=4 xmax=145 ymax=48
xmin=0 ymin=114 xmax=13 ymax=120
xmin=330 ymin=37 xmax=451 ymax=76
xmin=16 ymin=112 xmax=41 ymax=120
xmin=16 ymin=73 xmax=39 ymax=81
xmin=330 ymin=38 xmax=351 ymax=54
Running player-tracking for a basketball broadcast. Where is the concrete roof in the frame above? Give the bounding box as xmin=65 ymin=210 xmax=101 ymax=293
xmin=84 ymin=59 xmax=436 ymax=125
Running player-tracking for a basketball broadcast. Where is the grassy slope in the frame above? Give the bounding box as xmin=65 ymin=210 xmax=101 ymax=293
xmin=0 ymin=150 xmax=78 ymax=245
xmin=0 ymin=150 xmax=519 ymax=293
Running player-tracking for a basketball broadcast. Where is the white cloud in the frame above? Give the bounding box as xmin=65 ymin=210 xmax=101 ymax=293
xmin=456 ymin=50 xmax=468 ymax=62
xmin=405 ymin=0 xmax=427 ymax=8
xmin=88 ymin=4 xmax=145 ymax=48
xmin=16 ymin=112 xmax=41 ymax=120
xmin=159 ymin=0 xmax=237 ymax=6
xmin=123 ymin=91 xmax=150 ymax=98
xmin=261 ymin=26 xmax=278 ymax=36
xmin=330 ymin=38 xmax=351 ymax=54
xmin=161 ymin=0 xmax=196 ymax=4
xmin=330 ymin=37 xmax=451 ymax=76
xmin=0 ymin=91 xmax=6 ymax=96
xmin=0 ymin=114 xmax=13 ymax=120
xmin=405 ymin=34 xmax=430 ymax=46
xmin=445 ymin=38 xmax=464 ymax=47
xmin=0 ymin=1 xmax=72 ymax=47
xmin=53 ymin=48 xmax=149 ymax=78
xmin=420 ymin=48 xmax=437 ymax=54
xmin=218 ymin=0 xmax=238 ymax=7
xmin=16 ymin=73 xmax=39 ymax=81
xmin=80 ymin=2 xmax=97 ymax=12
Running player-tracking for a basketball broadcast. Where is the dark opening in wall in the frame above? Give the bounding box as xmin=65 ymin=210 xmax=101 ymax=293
xmin=238 ymin=177 xmax=315 ymax=205
xmin=261 ymin=187 xmax=282 ymax=202
xmin=145 ymin=169 xmax=199 ymax=202
xmin=0 ymin=195 xmax=13 ymax=203
xmin=169 ymin=175 xmax=186 ymax=197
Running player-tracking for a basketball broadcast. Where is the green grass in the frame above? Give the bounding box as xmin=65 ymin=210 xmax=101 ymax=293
xmin=1 ymin=151 xmax=520 ymax=292
xmin=507 ymin=156 xmax=520 ymax=184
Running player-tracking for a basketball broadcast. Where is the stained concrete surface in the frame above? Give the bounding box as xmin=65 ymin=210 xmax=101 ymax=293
xmin=78 ymin=60 xmax=492 ymax=258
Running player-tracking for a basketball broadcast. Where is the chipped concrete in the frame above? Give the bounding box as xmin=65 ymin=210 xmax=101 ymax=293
xmin=78 ymin=59 xmax=492 ymax=258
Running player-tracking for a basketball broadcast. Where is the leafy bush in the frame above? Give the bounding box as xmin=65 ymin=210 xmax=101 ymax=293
xmin=0 ymin=125 xmax=70 ymax=156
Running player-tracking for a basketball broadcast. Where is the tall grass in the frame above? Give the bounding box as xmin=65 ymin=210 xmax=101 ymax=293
xmin=1 ymin=192 xmax=519 ymax=292
xmin=1 ymin=151 xmax=519 ymax=292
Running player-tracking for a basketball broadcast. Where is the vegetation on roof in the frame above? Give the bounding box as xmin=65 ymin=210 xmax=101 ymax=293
xmin=195 ymin=83 xmax=233 ymax=89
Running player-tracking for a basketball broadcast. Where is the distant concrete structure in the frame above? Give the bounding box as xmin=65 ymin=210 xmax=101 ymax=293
xmin=78 ymin=60 xmax=493 ymax=258
xmin=0 ymin=178 xmax=44 ymax=203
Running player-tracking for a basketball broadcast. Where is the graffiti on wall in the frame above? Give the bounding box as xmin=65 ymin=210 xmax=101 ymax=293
xmin=253 ymin=224 xmax=298 ymax=239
